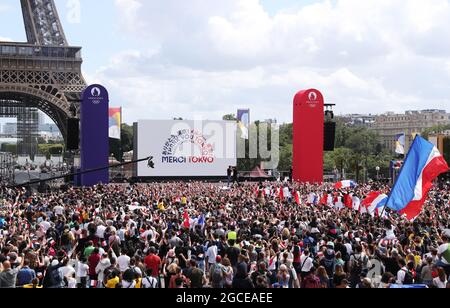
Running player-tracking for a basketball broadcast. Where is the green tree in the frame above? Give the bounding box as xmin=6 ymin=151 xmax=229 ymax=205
xmin=110 ymin=123 xmax=134 ymax=161
xmin=223 ymin=114 xmax=237 ymax=121
xmin=37 ymin=144 xmax=64 ymax=158
xmin=1 ymin=143 xmax=17 ymax=154
xmin=422 ymin=124 xmax=450 ymax=139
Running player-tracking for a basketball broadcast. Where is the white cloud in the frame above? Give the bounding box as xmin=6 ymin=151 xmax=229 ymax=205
xmin=93 ymin=0 xmax=450 ymax=123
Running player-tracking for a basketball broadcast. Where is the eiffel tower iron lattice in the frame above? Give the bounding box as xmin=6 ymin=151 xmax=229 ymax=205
xmin=0 ymin=0 xmax=86 ymax=158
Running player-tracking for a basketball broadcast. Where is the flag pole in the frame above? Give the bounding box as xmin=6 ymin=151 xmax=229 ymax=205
xmin=380 ymin=134 xmax=420 ymax=219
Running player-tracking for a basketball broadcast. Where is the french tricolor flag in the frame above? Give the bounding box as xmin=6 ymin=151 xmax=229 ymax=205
xmin=386 ymin=136 xmax=449 ymax=220
xmin=361 ymin=192 xmax=388 ymax=216
xmin=294 ymin=191 xmax=301 ymax=205
xmin=334 ymin=180 xmax=357 ymax=189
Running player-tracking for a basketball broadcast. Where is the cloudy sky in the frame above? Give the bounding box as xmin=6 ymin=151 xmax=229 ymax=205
xmin=1 ymin=0 xmax=450 ymax=124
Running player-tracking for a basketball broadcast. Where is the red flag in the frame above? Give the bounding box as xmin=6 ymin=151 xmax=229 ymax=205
xmin=279 ymin=187 xmax=284 ymax=200
xmin=344 ymin=194 xmax=353 ymax=209
xmin=333 ymin=193 xmax=339 ymax=205
xmin=320 ymin=193 xmax=328 ymax=206
xmin=183 ymin=211 xmax=190 ymax=229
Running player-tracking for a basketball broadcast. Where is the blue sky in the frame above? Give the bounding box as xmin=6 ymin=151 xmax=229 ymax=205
xmin=1 ymin=0 xmax=311 ymax=75
xmin=1 ymin=0 xmax=450 ymax=124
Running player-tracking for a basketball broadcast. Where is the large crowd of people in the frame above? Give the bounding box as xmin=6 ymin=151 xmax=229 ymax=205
xmin=0 ymin=180 xmax=449 ymax=289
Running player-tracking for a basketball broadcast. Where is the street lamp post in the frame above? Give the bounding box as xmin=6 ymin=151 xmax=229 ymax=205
xmin=376 ymin=166 xmax=380 ymax=181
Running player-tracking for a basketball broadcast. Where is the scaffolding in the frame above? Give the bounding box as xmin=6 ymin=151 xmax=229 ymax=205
xmin=0 ymin=100 xmax=39 ymax=159
xmin=0 ymin=152 xmax=15 ymax=184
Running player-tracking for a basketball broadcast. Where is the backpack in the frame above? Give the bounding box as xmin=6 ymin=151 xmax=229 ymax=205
xmin=323 ymin=252 xmax=335 ymax=271
xmin=141 ymin=276 xmax=158 ymax=289
xmin=212 ymin=264 xmax=224 ymax=284
xmin=61 ymin=232 xmax=70 ymax=246
xmin=402 ymin=269 xmax=414 ymax=285
xmin=123 ymin=267 xmax=137 ymax=282
xmin=351 ymin=255 xmax=363 ymax=276
xmin=50 ymin=268 xmax=62 ymax=287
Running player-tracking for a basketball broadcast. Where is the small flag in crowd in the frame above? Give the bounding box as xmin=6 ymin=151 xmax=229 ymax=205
xmin=109 ymin=107 xmax=122 ymax=140
xmin=352 ymin=195 xmax=361 ymax=211
xmin=183 ymin=211 xmax=191 ymax=229
xmin=198 ymin=214 xmax=205 ymax=227
xmin=344 ymin=194 xmax=353 ymax=209
xmin=395 ymin=133 xmax=406 ymax=155
xmin=385 ymin=136 xmax=449 ymax=220
xmin=279 ymin=187 xmax=285 ymax=200
xmin=294 ymin=191 xmax=301 ymax=205
xmin=237 ymin=109 xmax=250 ymax=140
xmin=319 ymin=193 xmax=328 ymax=206
xmin=334 ymin=180 xmax=357 ymax=189
xmin=361 ymin=192 xmax=388 ymax=216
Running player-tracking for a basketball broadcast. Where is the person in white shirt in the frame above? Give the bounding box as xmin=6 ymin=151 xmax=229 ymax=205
xmin=141 ymin=228 xmax=154 ymax=242
xmin=141 ymin=269 xmax=159 ymax=288
xmin=118 ymin=226 xmax=127 ymax=242
xmin=60 ymin=259 xmax=76 ymax=280
xmin=205 ymin=242 xmax=218 ymax=271
xmin=96 ymin=224 xmax=107 ymax=240
xmin=95 ymin=254 xmax=111 ymax=287
xmin=396 ymin=259 xmax=414 ymax=285
xmin=54 ymin=205 xmax=64 ymax=216
xmin=299 ymin=250 xmax=314 ymax=279
xmin=433 ymin=268 xmax=447 ymax=288
xmin=67 ymin=276 xmax=77 ymax=288
xmin=76 ymin=258 xmax=89 ymax=288
xmin=117 ymin=252 xmax=130 ymax=273
xmin=121 ymin=278 xmax=136 ymax=289
xmin=438 ymin=241 xmax=450 ymax=265
xmin=344 ymin=240 xmax=353 ymax=256
xmin=39 ymin=220 xmax=51 ymax=233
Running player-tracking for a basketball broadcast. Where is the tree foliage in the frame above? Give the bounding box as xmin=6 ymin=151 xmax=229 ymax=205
xmin=110 ymin=123 xmax=134 ymax=161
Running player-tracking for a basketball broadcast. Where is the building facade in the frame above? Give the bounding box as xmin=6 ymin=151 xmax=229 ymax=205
xmin=371 ymin=110 xmax=450 ymax=152
xmin=337 ymin=114 xmax=376 ymax=128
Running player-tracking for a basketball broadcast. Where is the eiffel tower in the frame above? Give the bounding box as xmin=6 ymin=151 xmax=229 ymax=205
xmin=0 ymin=0 xmax=86 ymax=158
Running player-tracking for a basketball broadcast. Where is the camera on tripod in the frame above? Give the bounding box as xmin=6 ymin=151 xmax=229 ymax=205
xmin=148 ymin=156 xmax=155 ymax=169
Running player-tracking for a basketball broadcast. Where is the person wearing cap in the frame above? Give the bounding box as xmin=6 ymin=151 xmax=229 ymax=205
xmin=209 ymin=255 xmax=226 ymax=288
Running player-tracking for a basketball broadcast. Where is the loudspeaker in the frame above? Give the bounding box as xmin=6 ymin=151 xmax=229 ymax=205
xmin=67 ymin=118 xmax=80 ymax=150
xmin=324 ymin=121 xmax=336 ymax=151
